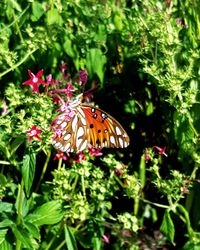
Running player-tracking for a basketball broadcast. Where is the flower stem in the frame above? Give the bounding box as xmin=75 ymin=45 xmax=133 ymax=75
xmin=35 ymin=150 xmax=51 ymax=192
xmin=0 ymin=48 xmax=37 ymax=78
xmin=15 ymin=180 xmax=24 ymax=250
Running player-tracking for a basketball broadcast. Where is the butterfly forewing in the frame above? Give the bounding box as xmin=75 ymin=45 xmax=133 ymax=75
xmin=52 ymin=103 xmax=130 ymax=153
xmin=81 ymin=105 xmax=129 ymax=149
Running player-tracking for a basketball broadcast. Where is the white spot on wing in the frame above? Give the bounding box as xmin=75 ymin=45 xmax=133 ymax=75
xmin=79 ymin=140 xmax=88 ymax=152
xmin=119 ymin=137 xmax=124 ymax=147
xmin=110 ymin=136 xmax=116 ymax=145
xmin=77 ymin=107 xmax=85 ymax=117
xmin=124 ymin=141 xmax=128 ymax=148
xmin=56 ymin=119 xmax=63 ymax=125
xmin=77 ymin=127 xmax=84 ymax=138
xmin=64 ymin=142 xmax=71 ymax=152
xmin=76 ymin=138 xmax=83 ymax=148
xmin=55 ymin=142 xmax=61 ymax=148
xmin=63 ymin=134 xmax=71 ymax=141
xmin=104 ymin=141 xmax=108 ymax=147
xmin=116 ymin=126 xmax=122 ymax=135
xmin=72 ymin=115 xmax=78 ymax=132
xmin=61 ymin=121 xmax=67 ymax=129
xmin=80 ymin=116 xmax=87 ymax=126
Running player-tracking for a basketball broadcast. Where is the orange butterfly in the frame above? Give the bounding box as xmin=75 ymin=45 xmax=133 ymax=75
xmin=52 ymin=94 xmax=130 ymax=153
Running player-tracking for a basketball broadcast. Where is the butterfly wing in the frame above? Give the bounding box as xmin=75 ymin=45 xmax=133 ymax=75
xmin=52 ymin=105 xmax=129 ymax=153
xmin=81 ymin=105 xmax=129 ymax=149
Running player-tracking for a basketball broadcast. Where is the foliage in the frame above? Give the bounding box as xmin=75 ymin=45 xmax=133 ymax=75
xmin=0 ymin=0 xmax=200 ymax=249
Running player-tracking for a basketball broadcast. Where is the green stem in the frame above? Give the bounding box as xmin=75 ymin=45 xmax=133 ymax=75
xmin=71 ymin=175 xmax=79 ymax=194
xmin=35 ymin=150 xmax=51 ymax=192
xmin=0 ymin=48 xmax=37 ymax=79
xmin=0 ymin=5 xmax=29 ymax=32
xmin=54 ymin=240 xmax=65 ymax=250
xmin=143 ymin=198 xmax=169 ymax=209
xmin=15 ymin=180 xmax=24 ymax=250
xmin=58 ymin=158 xmax=63 ymax=170
xmin=81 ymin=175 xmax=86 ymax=199
xmin=45 ymin=222 xmax=64 ymax=250
xmin=190 ymin=162 xmax=199 ymax=180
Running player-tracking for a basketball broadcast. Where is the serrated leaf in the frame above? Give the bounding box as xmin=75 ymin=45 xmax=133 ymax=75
xmin=22 ymin=152 xmax=36 ymax=196
xmin=64 ymin=225 xmax=78 ymax=250
xmin=25 ymin=200 xmax=64 ymax=226
xmin=160 ymin=210 xmax=175 ymax=244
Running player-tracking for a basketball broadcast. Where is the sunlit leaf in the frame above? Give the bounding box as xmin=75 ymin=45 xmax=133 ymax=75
xmin=22 ymin=151 xmax=36 ymax=196
xmin=64 ymin=225 xmax=78 ymax=250
xmin=160 ymin=210 xmax=175 ymax=244
xmin=25 ymin=200 xmax=64 ymax=226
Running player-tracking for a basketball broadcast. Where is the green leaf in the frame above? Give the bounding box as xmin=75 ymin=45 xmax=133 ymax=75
xmin=15 ymin=184 xmax=29 ymax=217
xmin=24 ymin=222 xmax=40 ymax=240
xmin=22 ymin=151 xmax=36 ymax=196
xmin=64 ymin=225 xmax=78 ymax=250
xmin=11 ymin=224 xmax=33 ymax=249
xmin=160 ymin=210 xmax=175 ymax=244
xmin=63 ymin=37 xmax=76 ymax=59
xmin=0 ymin=219 xmax=14 ymax=229
xmin=9 ymin=0 xmax=22 ymax=12
xmin=47 ymin=7 xmax=63 ymax=25
xmin=139 ymin=154 xmax=146 ymax=188
xmin=177 ymin=204 xmax=194 ymax=238
xmin=86 ymin=48 xmax=106 ymax=84
xmin=25 ymin=200 xmax=64 ymax=226
xmin=0 ymin=237 xmax=13 ymax=250
xmin=0 ymin=229 xmax=8 ymax=244
xmin=31 ymin=2 xmax=44 ymax=22
xmin=10 ymin=136 xmax=24 ymax=157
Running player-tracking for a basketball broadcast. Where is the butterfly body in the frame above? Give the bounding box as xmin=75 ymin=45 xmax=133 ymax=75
xmin=52 ymin=95 xmax=130 ymax=153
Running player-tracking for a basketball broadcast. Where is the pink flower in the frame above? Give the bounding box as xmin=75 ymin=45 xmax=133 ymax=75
xmin=23 ymin=69 xmax=46 ymax=93
xmin=115 ymin=163 xmax=126 ymax=175
xmin=176 ymin=18 xmax=182 ymax=25
xmin=78 ymin=69 xmax=88 ymax=85
xmin=26 ymin=125 xmax=42 ymax=142
xmin=52 ymin=83 xmax=75 ymax=99
xmin=1 ymin=99 xmax=7 ymax=116
xmin=102 ymin=234 xmax=110 ymax=244
xmin=144 ymin=148 xmax=151 ymax=162
xmin=88 ymin=146 xmax=103 ymax=157
xmin=152 ymin=146 xmax=168 ymax=157
xmin=166 ymin=0 xmax=170 ymax=8
xmin=60 ymin=63 xmax=67 ymax=75
xmin=52 ymin=127 xmax=63 ymax=139
xmin=76 ymin=152 xmax=85 ymax=163
xmin=53 ymin=151 xmax=67 ymax=161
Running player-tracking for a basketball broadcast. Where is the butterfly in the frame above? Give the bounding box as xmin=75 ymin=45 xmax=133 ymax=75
xmin=52 ymin=94 xmax=130 ymax=153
